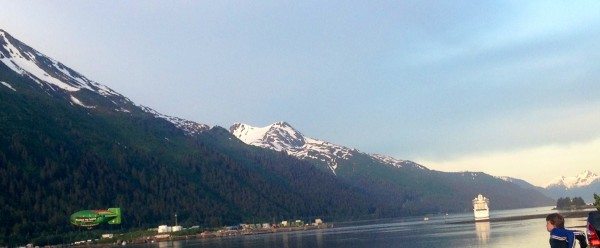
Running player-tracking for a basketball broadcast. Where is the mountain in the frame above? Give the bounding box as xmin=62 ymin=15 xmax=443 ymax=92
xmin=546 ymin=170 xmax=600 ymax=189
xmin=230 ymin=122 xmax=554 ymax=213
xmin=0 ymin=29 xmax=554 ymax=246
xmin=498 ymin=176 xmax=546 ymax=191
xmin=230 ymin=122 xmax=425 ymax=174
xmin=544 ymin=170 xmax=600 ymax=202
xmin=0 ymin=29 xmax=376 ymax=246
xmin=0 ymin=29 xmax=209 ymax=136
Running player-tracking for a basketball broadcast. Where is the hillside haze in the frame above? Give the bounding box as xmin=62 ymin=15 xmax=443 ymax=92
xmin=0 ymin=30 xmax=553 ymax=246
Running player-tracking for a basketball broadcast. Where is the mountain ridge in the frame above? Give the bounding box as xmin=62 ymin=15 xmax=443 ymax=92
xmin=229 ymin=121 xmax=553 ymax=213
xmin=0 ymin=29 xmax=209 ymax=136
xmin=230 ymin=122 xmax=426 ymax=173
xmin=543 ymin=170 xmax=600 ymax=202
xmin=545 ymin=170 xmax=599 ymax=189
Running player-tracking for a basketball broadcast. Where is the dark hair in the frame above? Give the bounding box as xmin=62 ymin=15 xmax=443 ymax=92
xmin=546 ymin=213 xmax=564 ymax=228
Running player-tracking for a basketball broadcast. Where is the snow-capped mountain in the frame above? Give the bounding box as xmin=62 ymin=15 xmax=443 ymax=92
xmin=0 ymin=29 xmax=207 ymax=135
xmin=544 ymin=170 xmax=600 ymax=202
xmin=545 ymin=170 xmax=600 ymax=189
xmin=230 ymin=122 xmax=426 ymax=173
xmin=0 ymin=30 xmax=123 ymax=99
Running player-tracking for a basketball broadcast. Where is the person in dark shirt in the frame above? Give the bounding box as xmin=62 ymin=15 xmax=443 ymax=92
xmin=546 ymin=213 xmax=587 ymax=248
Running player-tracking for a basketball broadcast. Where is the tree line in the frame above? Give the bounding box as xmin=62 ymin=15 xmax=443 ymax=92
xmin=555 ymin=197 xmax=586 ymax=210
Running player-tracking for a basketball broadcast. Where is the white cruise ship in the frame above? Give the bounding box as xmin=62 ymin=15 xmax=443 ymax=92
xmin=473 ymin=194 xmax=490 ymax=221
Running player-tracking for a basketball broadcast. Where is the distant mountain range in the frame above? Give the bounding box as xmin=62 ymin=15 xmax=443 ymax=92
xmin=543 ymin=170 xmax=600 ymax=202
xmin=498 ymin=171 xmax=600 ymax=203
xmin=0 ymin=29 xmax=554 ymax=245
xmin=229 ymin=122 xmax=554 ymax=211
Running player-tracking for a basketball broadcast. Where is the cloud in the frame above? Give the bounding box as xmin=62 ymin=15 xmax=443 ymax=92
xmin=418 ymin=136 xmax=600 ymax=187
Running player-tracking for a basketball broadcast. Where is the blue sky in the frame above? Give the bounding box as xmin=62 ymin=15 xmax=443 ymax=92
xmin=2 ymin=1 xmax=600 ymax=185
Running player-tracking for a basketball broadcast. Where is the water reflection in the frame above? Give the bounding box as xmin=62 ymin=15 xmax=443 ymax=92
xmin=296 ymin=232 xmax=302 ymax=247
xmin=315 ymin=229 xmax=324 ymax=248
xmin=158 ymin=240 xmax=182 ymax=248
xmin=262 ymin=231 xmax=277 ymax=247
xmin=475 ymin=221 xmax=490 ymax=244
xmin=281 ymin=232 xmax=289 ymax=248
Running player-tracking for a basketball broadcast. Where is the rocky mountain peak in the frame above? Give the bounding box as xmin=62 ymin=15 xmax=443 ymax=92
xmin=265 ymin=122 xmax=305 ymax=149
xmin=230 ymin=121 xmax=426 ymax=173
xmin=230 ymin=122 xmax=306 ymax=151
xmin=545 ymin=170 xmax=600 ymax=189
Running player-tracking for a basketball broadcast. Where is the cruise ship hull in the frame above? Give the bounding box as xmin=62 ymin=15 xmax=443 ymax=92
xmin=474 ymin=209 xmax=490 ymax=221
xmin=473 ymin=194 xmax=490 ymax=222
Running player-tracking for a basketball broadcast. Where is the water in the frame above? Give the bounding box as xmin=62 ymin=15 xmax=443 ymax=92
xmin=143 ymin=206 xmax=589 ymax=248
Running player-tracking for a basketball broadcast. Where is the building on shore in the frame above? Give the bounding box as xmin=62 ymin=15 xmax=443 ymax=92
xmin=158 ymin=225 xmax=183 ymax=233
xmin=314 ymin=219 xmax=323 ymax=226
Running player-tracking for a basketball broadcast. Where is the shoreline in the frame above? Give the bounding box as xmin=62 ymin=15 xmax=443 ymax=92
xmin=448 ymin=209 xmax=593 ymax=225
xmin=89 ymin=224 xmax=334 ymax=247
xmin=58 ymin=208 xmax=600 ymax=247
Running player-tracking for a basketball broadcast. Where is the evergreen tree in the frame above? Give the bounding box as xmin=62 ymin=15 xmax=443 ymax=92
xmin=556 ymin=197 xmax=569 ymax=209
xmin=571 ymin=197 xmax=586 ymax=207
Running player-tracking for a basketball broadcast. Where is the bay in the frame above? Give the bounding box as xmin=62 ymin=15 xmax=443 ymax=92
xmin=141 ymin=206 xmax=588 ymax=248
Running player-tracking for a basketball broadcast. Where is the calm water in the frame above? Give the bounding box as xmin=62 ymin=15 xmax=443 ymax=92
xmin=145 ymin=206 xmax=588 ymax=248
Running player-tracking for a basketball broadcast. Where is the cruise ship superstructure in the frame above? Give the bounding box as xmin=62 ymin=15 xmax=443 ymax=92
xmin=473 ymin=194 xmax=490 ymax=221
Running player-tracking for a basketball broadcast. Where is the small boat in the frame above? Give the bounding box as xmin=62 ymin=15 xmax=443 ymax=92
xmin=473 ymin=194 xmax=490 ymax=221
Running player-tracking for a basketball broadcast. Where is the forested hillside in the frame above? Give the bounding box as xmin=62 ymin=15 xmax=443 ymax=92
xmin=0 ymin=69 xmax=373 ymax=245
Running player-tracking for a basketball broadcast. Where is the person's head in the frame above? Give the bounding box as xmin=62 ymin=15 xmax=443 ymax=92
xmin=546 ymin=213 xmax=564 ymax=231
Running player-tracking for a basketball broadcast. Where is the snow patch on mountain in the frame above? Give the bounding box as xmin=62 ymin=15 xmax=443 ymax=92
xmin=0 ymin=29 xmax=120 ymax=96
xmin=545 ymin=170 xmax=600 ymax=189
xmin=230 ymin=122 xmax=425 ymax=173
xmin=230 ymin=122 xmax=353 ymax=173
xmin=1 ymin=31 xmax=80 ymax=91
xmin=498 ymin=176 xmax=523 ymax=184
xmin=70 ymin=95 xmax=95 ymax=109
xmin=140 ymin=106 xmax=209 ymax=135
xmin=371 ymin=153 xmax=425 ymax=169
xmin=1 ymin=81 xmax=16 ymax=91
xmin=498 ymin=176 xmax=512 ymax=182
xmin=0 ymin=29 xmax=210 ymax=136
xmin=116 ymin=108 xmax=131 ymax=113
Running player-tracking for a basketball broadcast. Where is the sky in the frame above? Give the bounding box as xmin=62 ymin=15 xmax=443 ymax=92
xmin=1 ymin=1 xmax=599 ymax=186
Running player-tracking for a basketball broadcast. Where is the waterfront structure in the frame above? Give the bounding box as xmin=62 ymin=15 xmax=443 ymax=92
xmin=473 ymin=194 xmax=490 ymax=221
xmin=314 ymin=219 xmax=323 ymax=225
xmin=158 ymin=225 xmax=182 ymax=233
xmin=101 ymin=234 xmax=114 ymax=239
xmin=158 ymin=225 xmax=171 ymax=233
